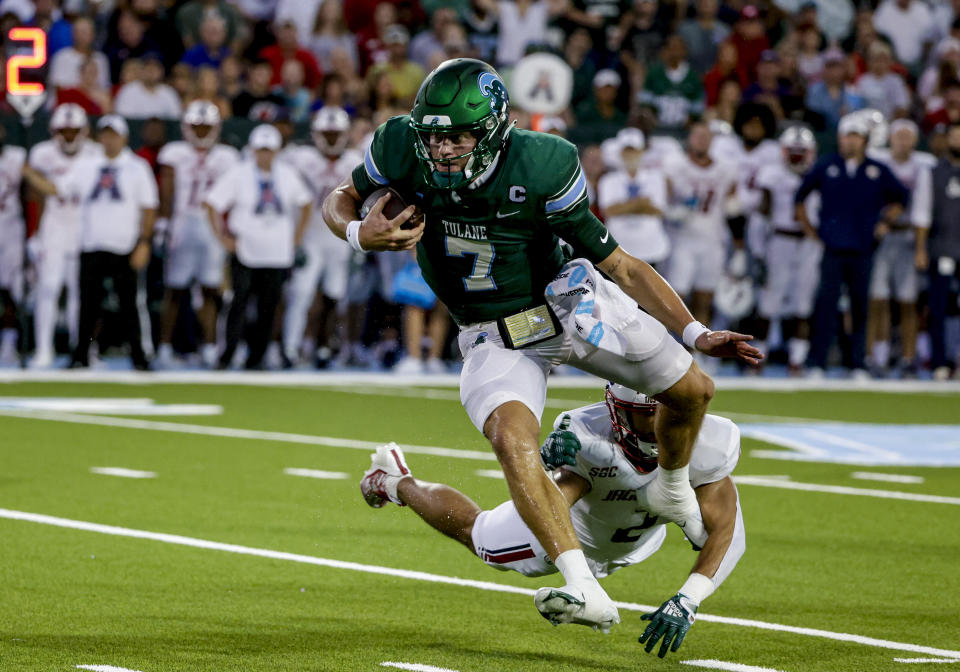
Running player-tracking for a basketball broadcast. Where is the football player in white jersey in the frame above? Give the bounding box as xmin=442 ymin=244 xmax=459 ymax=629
xmin=866 ymin=119 xmax=934 ymax=376
xmin=155 ymin=101 xmax=241 ymax=368
xmin=280 ymin=107 xmax=360 ymax=366
xmin=26 ymin=103 xmax=102 ymax=368
xmin=0 ymin=126 xmax=27 ymax=364
xmin=752 ymin=127 xmax=823 ymax=374
xmin=730 ymin=103 xmax=781 ymax=261
xmin=664 ymin=122 xmax=742 ymax=330
xmin=361 ymin=383 xmax=745 ymax=656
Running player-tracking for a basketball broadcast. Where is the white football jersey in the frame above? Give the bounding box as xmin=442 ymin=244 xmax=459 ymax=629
xmin=666 ymin=154 xmax=738 ymax=237
xmin=157 ymin=141 xmax=240 ymax=228
xmin=554 ymin=402 xmax=740 ymax=577
xmin=56 ymin=148 xmax=159 ymax=255
xmin=868 ymin=148 xmax=935 ymax=233
xmin=0 ymin=145 xmax=26 ymax=222
xmin=754 ymin=160 xmax=804 ymax=232
xmin=29 ymin=139 xmax=103 ymax=251
xmin=282 ymin=145 xmax=361 ymax=248
xmin=733 ymin=140 xmax=781 ymax=216
xmin=597 ymin=168 xmax=669 ymax=263
xmin=204 ymin=159 xmax=312 ymax=268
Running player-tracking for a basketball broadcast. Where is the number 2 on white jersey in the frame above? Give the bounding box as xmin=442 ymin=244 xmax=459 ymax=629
xmin=445 ymin=236 xmax=496 ymax=291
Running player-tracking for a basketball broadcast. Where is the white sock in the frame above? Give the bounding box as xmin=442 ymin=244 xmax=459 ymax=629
xmin=554 ymin=549 xmax=596 ymax=587
xmin=871 ymin=340 xmax=890 ymax=368
xmin=788 ymin=338 xmax=810 ymax=367
xmin=157 ymin=343 xmax=173 ymax=359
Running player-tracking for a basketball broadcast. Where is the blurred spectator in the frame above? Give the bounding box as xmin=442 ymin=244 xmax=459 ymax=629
xmin=776 ymin=0 xmax=854 ymax=43
xmin=923 ymin=80 xmax=960 ymax=131
xmin=855 ymin=42 xmax=911 ymax=120
xmin=366 ymin=25 xmax=425 ymax=107
xmin=260 ymin=19 xmax=324 ymax=89
xmin=176 ymin=0 xmax=243 ymax=49
xmin=918 ymin=38 xmax=960 ymax=108
xmin=433 ymin=23 xmax=471 ymax=68
xmin=186 ymin=66 xmax=233 ymax=119
xmin=705 ymin=78 xmax=742 ymax=124
xmin=639 ymin=34 xmax=705 ymax=129
xmin=49 ymin=17 xmax=111 ymax=91
xmin=564 ymin=28 xmax=599 ymax=105
xmin=31 ymin=0 xmax=71 ymax=55
xmin=127 ymin=0 xmax=185 ymax=70
xmin=134 ymin=117 xmax=169 ymax=171
xmin=929 ymin=0 xmax=960 ymax=46
xmin=275 ymin=0 xmax=323 ymax=46
xmin=307 ymin=0 xmax=360 ymax=73
xmin=618 ymin=0 xmax=669 ymax=75
xmin=232 ymin=60 xmax=286 ymax=120
xmin=114 ymin=55 xmax=182 ymax=120
xmin=490 ymin=0 xmax=551 ymax=67
xmin=276 ymin=60 xmax=312 ymax=122
xmin=597 ymin=128 xmax=669 ymax=267
xmin=357 ymin=2 xmax=398 ymax=72
xmin=677 ymin=0 xmax=730 ymax=75
xmin=410 ymin=7 xmax=458 ymax=69
xmin=795 ymin=25 xmax=824 ymax=85
xmin=169 ymin=63 xmax=196 ymax=103
xmin=704 ymin=40 xmax=749 ymax=106
xmin=313 ymin=73 xmax=358 ymax=116
xmin=56 ymin=57 xmax=113 ymax=115
xmin=463 ymin=0 xmax=499 ymax=64
xmin=105 ymin=9 xmax=162 ymax=84
xmin=805 ymin=48 xmax=864 ymax=133
xmin=743 ymin=50 xmax=797 ymax=121
xmin=181 ymin=14 xmax=231 ymax=69
xmin=220 ymin=56 xmax=245 ymax=100
xmin=573 ymin=69 xmax=626 ymax=143
xmin=872 ymin=0 xmax=934 ymax=72
xmin=926 ymin=122 xmax=960 ymax=380
xmin=729 ymin=4 xmax=770 ymax=79
xmin=367 ymin=71 xmax=404 ymax=119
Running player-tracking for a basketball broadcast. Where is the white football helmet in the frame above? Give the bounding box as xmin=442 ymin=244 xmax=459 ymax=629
xmin=50 ymin=103 xmax=89 ymax=154
xmin=311 ymin=106 xmax=350 ymax=156
xmin=181 ymin=100 xmax=222 ymax=149
xmin=604 ymin=383 xmax=659 ymax=472
xmin=779 ymin=125 xmax=817 ymax=174
xmin=848 ymin=108 xmax=888 ymax=149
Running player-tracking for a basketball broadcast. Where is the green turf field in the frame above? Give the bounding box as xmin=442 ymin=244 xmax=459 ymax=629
xmin=1 ymin=380 xmax=958 ymax=672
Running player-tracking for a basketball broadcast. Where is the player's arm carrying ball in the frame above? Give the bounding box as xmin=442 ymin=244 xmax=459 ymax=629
xmin=322 ymin=176 xmax=425 ymax=252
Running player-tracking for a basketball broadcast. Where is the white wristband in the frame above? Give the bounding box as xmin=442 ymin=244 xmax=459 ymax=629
xmin=682 ymin=321 xmax=709 ymax=349
xmin=679 ymin=572 xmax=715 ymax=605
xmin=345 ymin=220 xmax=366 ymax=253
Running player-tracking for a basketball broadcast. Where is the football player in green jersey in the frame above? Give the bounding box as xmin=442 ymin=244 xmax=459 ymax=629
xmin=323 ymin=58 xmax=761 ymax=634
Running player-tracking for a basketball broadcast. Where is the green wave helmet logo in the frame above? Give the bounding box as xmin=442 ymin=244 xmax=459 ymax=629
xmin=477 ymin=72 xmax=508 ymax=114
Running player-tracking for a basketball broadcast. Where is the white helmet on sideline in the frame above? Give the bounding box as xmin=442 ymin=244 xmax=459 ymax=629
xmin=50 ymin=103 xmax=89 ymax=154
xmin=311 ymin=106 xmax=350 ymax=156
xmin=181 ymin=100 xmax=221 ymax=149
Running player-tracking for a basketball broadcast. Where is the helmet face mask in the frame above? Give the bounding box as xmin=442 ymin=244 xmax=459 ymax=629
xmin=182 ymin=101 xmax=221 ymax=149
xmin=50 ymin=103 xmax=89 ymax=154
xmin=312 ymin=106 xmax=350 ymax=156
xmin=604 ymin=384 xmax=659 ymax=473
xmin=410 ymin=59 xmax=512 ymax=190
xmin=779 ymin=126 xmax=816 ymax=174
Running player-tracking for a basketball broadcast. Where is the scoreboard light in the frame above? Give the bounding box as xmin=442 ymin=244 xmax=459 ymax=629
xmin=6 ymin=27 xmax=47 ymax=119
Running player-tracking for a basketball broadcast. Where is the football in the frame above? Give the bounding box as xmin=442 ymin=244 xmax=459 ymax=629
xmin=359 ymin=187 xmax=421 ymax=230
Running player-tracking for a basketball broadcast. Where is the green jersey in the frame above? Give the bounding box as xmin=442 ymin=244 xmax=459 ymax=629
xmin=352 ymin=115 xmax=619 ymax=324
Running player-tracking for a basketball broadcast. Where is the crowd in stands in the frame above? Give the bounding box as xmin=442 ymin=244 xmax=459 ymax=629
xmin=0 ymin=0 xmax=959 ymax=379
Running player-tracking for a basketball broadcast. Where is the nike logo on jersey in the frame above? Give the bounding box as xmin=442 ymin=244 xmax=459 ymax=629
xmin=600 ymin=231 xmax=610 ymax=243
xmin=496 ymin=209 xmax=520 ymax=218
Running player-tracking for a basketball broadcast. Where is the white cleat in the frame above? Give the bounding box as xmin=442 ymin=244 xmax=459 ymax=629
xmin=534 ymin=582 xmax=620 ymax=633
xmin=360 ymin=442 xmax=412 ymax=508
xmin=636 ymin=477 xmax=708 ymax=549
xmin=393 ymin=356 xmax=425 ymax=375
xmin=28 ymin=351 xmax=53 ymax=369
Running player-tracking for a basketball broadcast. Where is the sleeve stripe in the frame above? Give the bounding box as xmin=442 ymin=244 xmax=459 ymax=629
xmin=545 ymin=170 xmax=587 ymax=214
xmin=364 ymin=145 xmax=389 ymax=186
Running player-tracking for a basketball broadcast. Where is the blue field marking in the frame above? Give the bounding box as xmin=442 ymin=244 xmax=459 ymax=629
xmin=740 ymin=423 xmax=960 ymax=466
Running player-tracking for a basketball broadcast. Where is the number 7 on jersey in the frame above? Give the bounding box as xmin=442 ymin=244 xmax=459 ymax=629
xmin=445 ymin=236 xmax=496 ymax=291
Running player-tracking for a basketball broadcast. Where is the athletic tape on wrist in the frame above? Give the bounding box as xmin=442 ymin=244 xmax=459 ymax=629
xmin=346 ymin=220 xmax=366 ymax=253
xmin=682 ymin=321 xmax=709 ymax=349
xmin=679 ymin=572 xmax=715 ymax=605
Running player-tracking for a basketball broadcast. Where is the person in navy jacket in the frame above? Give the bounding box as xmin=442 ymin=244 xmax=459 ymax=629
xmin=794 ymin=113 xmax=908 ymax=377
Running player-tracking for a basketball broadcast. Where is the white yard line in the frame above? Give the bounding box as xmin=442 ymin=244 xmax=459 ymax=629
xmin=380 ymin=662 xmax=460 ymax=672
xmin=681 ymin=660 xmax=786 ymax=672
xmin=76 ymin=665 xmax=144 ymax=672
xmin=2 ymin=507 xmax=959 ymax=661
xmin=89 ymin=467 xmax=156 ymax=479
xmin=894 ymin=658 xmax=960 ymax=663
xmin=0 ymin=397 xmax=221 ymax=416
xmin=283 ymin=468 xmax=349 ymax=480
xmin=851 ymin=472 xmax=925 ymax=484
xmin=733 ymin=476 xmax=960 ymax=505
xmin=2 ymin=368 xmax=960 ymax=393
xmin=0 ymin=409 xmax=497 ymax=462
xmin=475 ymin=469 xmax=505 ymax=479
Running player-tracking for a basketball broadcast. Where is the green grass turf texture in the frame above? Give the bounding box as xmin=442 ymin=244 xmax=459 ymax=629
xmin=0 ymin=382 xmax=958 ymax=671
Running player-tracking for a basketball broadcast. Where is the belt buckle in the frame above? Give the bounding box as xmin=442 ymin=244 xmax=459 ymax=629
xmin=498 ymin=304 xmax=559 ymax=349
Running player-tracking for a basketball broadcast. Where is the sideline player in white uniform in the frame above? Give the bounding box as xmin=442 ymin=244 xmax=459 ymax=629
xmin=155 ymin=101 xmax=240 ymax=369
xmin=753 ymin=126 xmax=823 ymax=374
xmin=27 ymin=104 xmax=103 ymax=368
xmin=280 ymin=107 xmax=359 ymax=366
xmin=361 ymin=383 xmax=745 ymax=655
xmin=866 ymin=119 xmax=934 ymax=376
xmin=664 ymin=121 xmax=742 ymax=328
xmin=0 ymin=127 xmax=26 ymax=364
xmin=597 ymin=128 xmax=669 ymax=269
xmin=728 ymin=103 xmax=781 ymax=262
